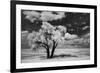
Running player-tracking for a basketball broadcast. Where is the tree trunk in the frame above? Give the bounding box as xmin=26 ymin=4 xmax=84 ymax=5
xmin=50 ymin=46 xmax=56 ymax=58
xmin=41 ymin=44 xmax=50 ymax=59
xmin=50 ymin=41 xmax=57 ymax=58
xmin=46 ymin=48 xmax=50 ymax=58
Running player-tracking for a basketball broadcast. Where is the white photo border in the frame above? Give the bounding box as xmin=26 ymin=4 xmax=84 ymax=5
xmin=16 ymin=4 xmax=94 ymax=69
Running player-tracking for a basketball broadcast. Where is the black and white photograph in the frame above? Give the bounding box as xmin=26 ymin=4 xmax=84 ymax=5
xmin=21 ymin=10 xmax=90 ymax=63
xmin=11 ymin=1 xmax=97 ymax=72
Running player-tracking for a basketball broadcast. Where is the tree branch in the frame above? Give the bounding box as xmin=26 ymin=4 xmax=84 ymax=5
xmin=55 ymin=41 xmax=58 ymax=47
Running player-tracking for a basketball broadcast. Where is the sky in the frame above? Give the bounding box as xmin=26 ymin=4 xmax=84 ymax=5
xmin=21 ymin=10 xmax=90 ymax=36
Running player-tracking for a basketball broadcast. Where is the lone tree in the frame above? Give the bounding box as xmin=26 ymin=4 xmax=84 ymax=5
xmin=27 ymin=22 xmax=66 ymax=58
xmin=23 ymin=10 xmax=67 ymax=58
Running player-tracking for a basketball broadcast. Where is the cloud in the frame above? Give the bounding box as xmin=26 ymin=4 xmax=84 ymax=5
xmin=40 ymin=11 xmax=65 ymax=21
xmin=23 ymin=11 xmax=65 ymax=22
xmin=23 ymin=11 xmax=40 ymax=22
xmin=82 ymin=26 xmax=89 ymax=30
xmin=40 ymin=12 xmax=55 ymax=21
xmin=23 ymin=11 xmax=40 ymax=18
xmin=65 ymin=33 xmax=78 ymax=39
xmin=55 ymin=12 xmax=65 ymax=20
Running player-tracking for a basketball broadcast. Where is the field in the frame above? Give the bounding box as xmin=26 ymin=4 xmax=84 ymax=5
xmin=21 ymin=48 xmax=90 ymax=63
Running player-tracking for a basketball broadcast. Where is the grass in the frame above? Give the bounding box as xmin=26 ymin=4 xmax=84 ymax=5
xmin=21 ymin=48 xmax=90 ymax=63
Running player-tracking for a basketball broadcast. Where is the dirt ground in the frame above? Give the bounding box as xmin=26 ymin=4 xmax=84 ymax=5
xmin=21 ymin=48 xmax=90 ymax=63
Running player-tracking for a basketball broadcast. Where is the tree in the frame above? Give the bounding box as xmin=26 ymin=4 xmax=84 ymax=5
xmin=27 ymin=22 xmax=66 ymax=58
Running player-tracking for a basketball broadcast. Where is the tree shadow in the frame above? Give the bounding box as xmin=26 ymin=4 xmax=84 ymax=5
xmin=40 ymin=54 xmax=78 ymax=60
xmin=53 ymin=54 xmax=78 ymax=58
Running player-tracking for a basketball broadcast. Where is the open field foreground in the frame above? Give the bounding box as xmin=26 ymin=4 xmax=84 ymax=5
xmin=21 ymin=48 xmax=90 ymax=63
